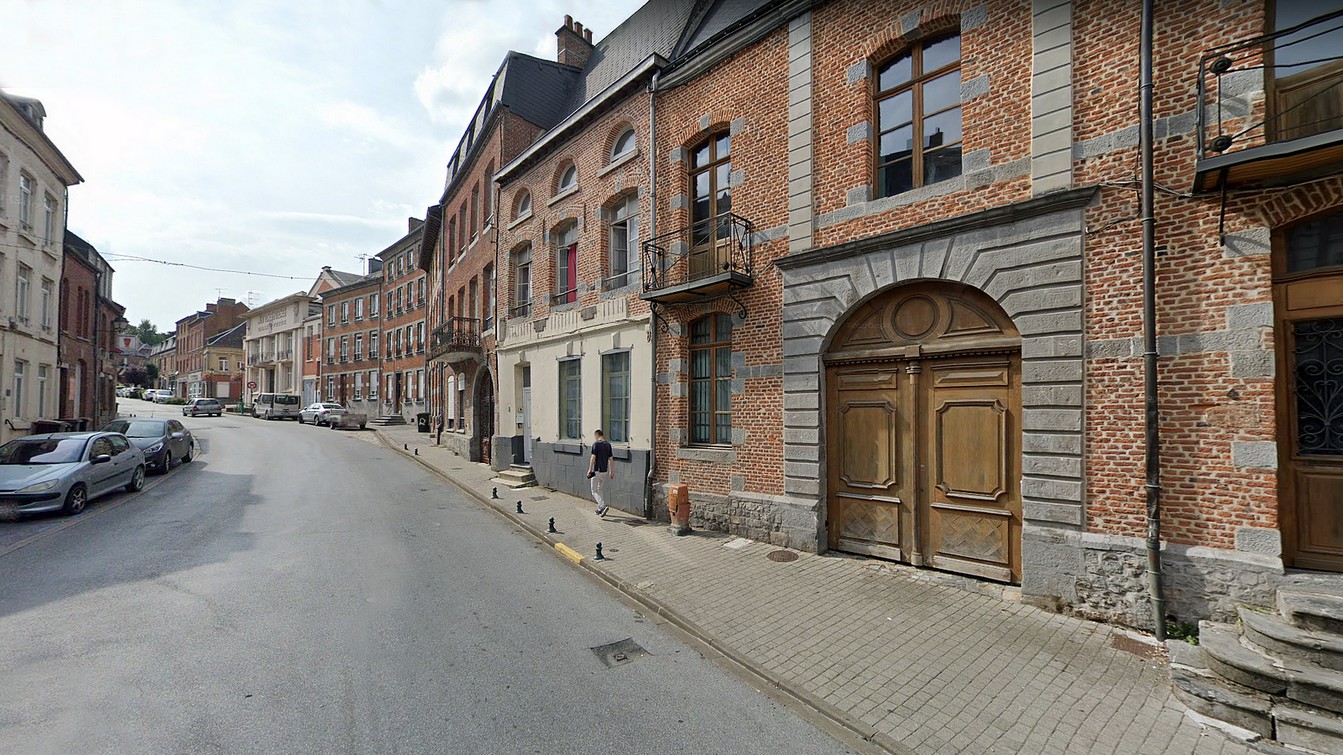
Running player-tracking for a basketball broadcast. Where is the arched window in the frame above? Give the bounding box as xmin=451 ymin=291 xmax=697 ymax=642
xmin=689 ymin=314 xmax=733 ymax=445
xmin=611 ymin=128 xmax=636 ymax=161
xmin=557 ymin=163 xmax=577 ymax=193
xmin=874 ymin=32 xmax=962 ymax=198
xmin=516 ymin=190 xmax=531 ymax=219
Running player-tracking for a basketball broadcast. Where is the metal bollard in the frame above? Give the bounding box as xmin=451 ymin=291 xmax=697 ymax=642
xmin=595 ymin=542 xmax=605 ymax=561
xmin=492 ymin=487 xmax=499 ymax=499
xmin=516 ymin=501 xmax=525 ymax=514
xmin=548 ymin=518 xmax=557 ymax=533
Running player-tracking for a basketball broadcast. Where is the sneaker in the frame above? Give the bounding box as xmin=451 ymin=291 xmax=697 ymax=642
xmin=597 ymin=506 xmax=608 ymax=517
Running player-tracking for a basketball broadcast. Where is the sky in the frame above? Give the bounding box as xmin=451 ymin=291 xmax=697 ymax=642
xmin=6 ymin=0 xmax=643 ymax=333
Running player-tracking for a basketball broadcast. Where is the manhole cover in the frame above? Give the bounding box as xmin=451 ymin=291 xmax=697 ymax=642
xmin=767 ymin=550 xmax=799 ymax=562
xmin=591 ymin=638 xmax=649 ymax=668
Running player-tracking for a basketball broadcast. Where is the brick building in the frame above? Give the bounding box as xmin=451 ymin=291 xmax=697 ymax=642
xmin=147 ymin=335 xmax=176 ymax=391
xmin=58 ymin=230 xmax=119 ymax=428
xmin=319 ymin=268 xmax=382 ymax=414
xmin=378 ymin=221 xmax=425 ymax=423
xmin=420 ymin=0 xmax=1343 ymax=660
xmin=200 ymin=322 xmax=246 ymax=402
xmin=173 ymin=298 xmax=249 ymax=399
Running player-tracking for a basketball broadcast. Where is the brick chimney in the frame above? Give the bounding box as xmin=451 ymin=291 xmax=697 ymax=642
xmin=557 ymin=15 xmax=594 ymax=68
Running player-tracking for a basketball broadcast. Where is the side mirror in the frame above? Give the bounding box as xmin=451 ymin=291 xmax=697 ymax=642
xmin=91 ymin=454 xmax=112 ymax=465
xmin=170 ymin=432 xmax=185 ymax=440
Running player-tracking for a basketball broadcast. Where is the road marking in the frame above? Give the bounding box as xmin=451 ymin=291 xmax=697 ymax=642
xmin=554 ymin=542 xmax=584 ymax=564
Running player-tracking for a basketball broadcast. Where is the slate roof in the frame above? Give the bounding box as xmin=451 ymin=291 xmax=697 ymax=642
xmin=206 ymin=321 xmax=247 ymax=349
xmin=675 ymin=0 xmax=775 ymax=58
xmin=324 ymin=269 xmax=364 ymax=287
xmin=561 ymin=0 xmax=698 ymax=114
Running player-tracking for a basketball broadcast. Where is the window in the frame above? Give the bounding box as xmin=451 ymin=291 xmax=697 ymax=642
xmin=1286 ymin=212 xmax=1343 ymax=273
xmin=689 ymin=314 xmax=734 ymax=445
xmin=513 ymin=245 xmax=532 ymax=317
xmin=603 ymin=351 xmax=630 ymax=443
xmin=13 ymin=360 xmax=26 ymax=413
xmin=368 ymin=370 xmax=378 ymax=399
xmin=340 ymin=301 xmax=349 ymax=323
xmin=612 ymin=128 xmax=636 ymax=161
xmin=554 ymin=222 xmax=578 ymax=305
xmin=446 ymin=375 xmax=456 ymax=423
xmin=40 ymin=278 xmax=52 ymax=328
xmin=42 ymin=194 xmax=56 ymax=245
xmin=354 ymin=372 xmax=363 ymax=400
xmin=470 ymin=183 xmax=479 ymax=238
xmin=689 ymin=133 xmax=733 ymax=278
xmin=218 ymin=357 xmax=227 ymax=371
xmin=328 ymin=305 xmax=336 ymax=326
xmin=516 ymin=190 xmax=531 ymax=218
xmin=417 ymin=322 xmax=425 ymax=351
xmin=326 ymin=376 xmax=335 ymax=400
xmin=484 ymin=162 xmax=495 ymax=222
xmin=557 ymin=163 xmax=577 ymax=194
xmin=326 ymin=337 xmax=335 ymax=362
xmin=369 ymin=331 xmax=379 ymax=358
xmin=456 ymin=378 xmax=465 ymax=428
xmin=370 ymin=293 xmax=379 ymax=317
xmin=418 ymin=369 xmax=426 ymax=404
xmin=355 ymin=297 xmax=364 ymax=320
xmin=608 ymin=195 xmax=639 ymax=287
xmin=36 ymin=365 xmax=48 ymax=417
xmin=354 ymin=333 xmax=363 ymax=361
xmin=874 ymin=32 xmax=962 ymax=198
xmin=483 ymin=264 xmax=495 ymax=329
xmin=16 ymin=265 xmax=31 ymax=322
xmin=18 ymin=173 xmax=33 ymax=232
xmin=559 ymin=358 xmax=581 ymax=439
xmin=0 ymin=152 xmax=7 ymax=215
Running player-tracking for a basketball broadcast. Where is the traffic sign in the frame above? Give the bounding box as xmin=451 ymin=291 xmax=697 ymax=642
xmin=247 ymin=381 xmax=257 ymax=389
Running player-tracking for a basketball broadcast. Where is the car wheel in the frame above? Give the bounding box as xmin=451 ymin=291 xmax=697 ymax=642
xmin=182 ymin=442 xmax=195 ymax=463
xmin=160 ymin=451 xmax=172 ymax=474
xmin=125 ymin=464 xmax=146 ymax=492
xmin=62 ymin=484 xmax=87 ymax=516
xmin=298 ymin=415 xmax=305 ymax=424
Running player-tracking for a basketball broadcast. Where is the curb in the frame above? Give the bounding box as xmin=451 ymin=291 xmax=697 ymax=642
xmin=374 ymin=430 xmax=912 ymax=755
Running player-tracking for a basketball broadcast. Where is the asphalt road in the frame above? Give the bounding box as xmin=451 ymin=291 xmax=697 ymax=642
xmin=0 ymin=400 xmax=853 ymax=755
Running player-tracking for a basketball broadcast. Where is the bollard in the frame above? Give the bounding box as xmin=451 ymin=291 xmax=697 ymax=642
xmin=492 ymin=487 xmax=499 ymax=499
xmin=403 ymin=443 xmax=408 ymax=450
xmin=414 ymin=448 xmax=419 ymax=456
xmin=548 ymin=517 xmax=557 ymax=533
xmin=594 ymin=542 xmax=605 ymax=561
xmin=516 ymin=501 xmax=525 ymax=514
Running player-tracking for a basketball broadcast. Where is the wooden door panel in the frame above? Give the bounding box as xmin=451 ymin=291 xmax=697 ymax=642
xmin=1282 ymin=310 xmax=1343 ymax=571
xmin=839 ymin=401 xmax=898 ymax=489
xmin=1293 ymin=466 xmax=1343 ymax=569
xmin=827 ymin=367 xmax=909 ymax=559
xmin=834 ymin=494 xmax=905 ymax=561
xmin=923 ymin=358 xmax=1021 ymax=582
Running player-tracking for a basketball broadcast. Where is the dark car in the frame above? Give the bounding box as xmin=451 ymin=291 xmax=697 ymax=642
xmin=0 ymin=432 xmax=146 ymax=516
xmin=100 ymin=419 xmax=195 ymax=474
xmin=183 ymin=398 xmax=223 ymax=417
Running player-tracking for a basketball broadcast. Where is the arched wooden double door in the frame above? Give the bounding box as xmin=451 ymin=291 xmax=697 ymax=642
xmin=825 ymin=282 xmax=1023 ymax=582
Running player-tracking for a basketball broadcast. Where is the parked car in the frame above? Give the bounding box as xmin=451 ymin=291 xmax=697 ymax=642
xmin=126 ymin=387 xmax=145 ymax=400
xmin=299 ymin=402 xmax=345 ymax=425
xmin=326 ymin=408 xmax=368 ymax=431
xmin=183 ymin=398 xmax=223 ymax=417
xmin=0 ymin=432 xmax=146 ymax=516
xmin=151 ymin=390 xmax=176 ymax=403
xmin=252 ymin=393 xmax=301 ymax=420
xmin=100 ymin=418 xmax=194 ymax=474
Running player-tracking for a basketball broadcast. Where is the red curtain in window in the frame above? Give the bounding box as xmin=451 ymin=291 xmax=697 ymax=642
xmin=562 ymin=243 xmax=577 ymax=304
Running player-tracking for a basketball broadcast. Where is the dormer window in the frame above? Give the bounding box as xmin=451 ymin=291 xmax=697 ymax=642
xmin=611 ymin=128 xmax=636 ymax=161
xmin=557 ymin=163 xmax=577 ymax=194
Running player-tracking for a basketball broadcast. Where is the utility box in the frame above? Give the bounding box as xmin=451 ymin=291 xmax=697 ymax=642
xmin=668 ymin=484 xmax=691 ymax=536
xmin=416 ymin=412 xmax=431 ymax=433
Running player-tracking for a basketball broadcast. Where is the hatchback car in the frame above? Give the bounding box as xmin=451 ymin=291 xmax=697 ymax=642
xmin=100 ymin=418 xmax=194 ymax=474
xmin=183 ymin=398 xmax=223 ymax=417
xmin=0 ymin=432 xmax=146 ymax=516
xmin=299 ymin=402 xmax=344 ymax=426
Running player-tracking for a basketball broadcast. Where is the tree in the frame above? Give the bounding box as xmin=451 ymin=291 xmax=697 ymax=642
xmin=121 ymin=366 xmax=150 ymax=387
xmin=145 ymin=364 xmax=160 ymax=385
xmin=131 ymin=319 xmax=165 ymax=347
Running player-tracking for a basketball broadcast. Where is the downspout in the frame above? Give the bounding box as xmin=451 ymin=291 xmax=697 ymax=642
xmin=644 ymin=70 xmax=660 ymax=520
xmin=493 ymin=136 xmax=503 ymax=466
xmin=1139 ymin=0 xmax=1166 ymax=642
xmin=93 ymin=270 xmax=101 ymax=429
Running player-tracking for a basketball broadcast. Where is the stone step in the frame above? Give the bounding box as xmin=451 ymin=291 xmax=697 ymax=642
xmin=1274 ymin=704 xmax=1343 ymax=755
xmin=492 ymin=465 xmax=537 ymax=489
xmin=1170 ymin=665 xmax=1272 ymax=738
xmin=1280 ymin=590 xmax=1343 ymax=636
xmin=1240 ymin=606 xmax=1343 ymax=672
xmin=1201 ymin=621 xmax=1343 ymax=716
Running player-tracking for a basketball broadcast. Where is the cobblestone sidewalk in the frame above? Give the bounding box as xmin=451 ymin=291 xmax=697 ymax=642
xmin=366 ymin=424 xmax=1252 ymax=755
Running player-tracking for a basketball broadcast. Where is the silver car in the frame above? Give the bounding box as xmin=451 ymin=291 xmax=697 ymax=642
xmin=0 ymin=432 xmax=147 ymax=516
xmin=299 ymin=402 xmax=344 ymax=426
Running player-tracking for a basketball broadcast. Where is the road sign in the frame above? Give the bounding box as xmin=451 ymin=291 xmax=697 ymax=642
xmin=247 ymin=381 xmax=257 ymax=389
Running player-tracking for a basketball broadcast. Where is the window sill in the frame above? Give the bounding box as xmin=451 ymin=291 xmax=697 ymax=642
xmin=597 ymin=148 xmax=640 ymax=178
xmin=547 ymin=185 xmax=579 ymax=207
xmin=508 ymin=211 xmax=533 ymax=230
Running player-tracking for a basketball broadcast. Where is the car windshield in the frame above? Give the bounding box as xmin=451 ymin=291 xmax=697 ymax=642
xmin=102 ymin=420 xmax=167 ymax=438
xmin=0 ymin=438 xmax=87 ymax=465
xmin=275 ymin=395 xmax=300 ymax=405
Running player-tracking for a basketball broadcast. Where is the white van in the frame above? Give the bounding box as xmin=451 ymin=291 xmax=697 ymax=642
xmin=252 ymin=393 xmax=301 ymax=420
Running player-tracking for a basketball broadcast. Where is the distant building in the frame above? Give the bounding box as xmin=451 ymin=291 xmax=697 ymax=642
xmin=243 ymin=293 xmax=319 ymax=399
xmin=173 ymin=298 xmax=250 ymax=398
xmin=59 ymin=230 xmax=122 ymax=429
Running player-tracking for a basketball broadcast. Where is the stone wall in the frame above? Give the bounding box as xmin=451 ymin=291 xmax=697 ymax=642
xmin=531 ymin=441 xmax=651 ymax=516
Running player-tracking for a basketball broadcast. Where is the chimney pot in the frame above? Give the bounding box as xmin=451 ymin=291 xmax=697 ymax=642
xmin=584 ymin=28 xmax=592 ymax=43
xmin=564 ymin=14 xmax=572 ymax=28
xmin=574 ymin=21 xmax=583 ymax=36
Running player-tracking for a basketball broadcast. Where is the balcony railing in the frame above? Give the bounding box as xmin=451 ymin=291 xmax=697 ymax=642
xmin=1195 ymin=8 xmax=1343 ymax=190
xmin=428 ymin=317 xmax=483 ymax=364
xmin=510 ymin=301 xmax=532 ymax=319
xmin=641 ymin=213 xmax=754 ymax=305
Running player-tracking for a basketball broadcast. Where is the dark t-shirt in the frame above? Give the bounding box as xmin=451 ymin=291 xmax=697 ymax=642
xmin=591 ymin=440 xmax=613 ymax=473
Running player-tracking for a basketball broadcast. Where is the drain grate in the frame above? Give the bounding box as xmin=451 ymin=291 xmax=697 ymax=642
xmin=767 ymin=549 xmax=799 ymax=562
xmin=591 ymin=638 xmax=649 ymax=668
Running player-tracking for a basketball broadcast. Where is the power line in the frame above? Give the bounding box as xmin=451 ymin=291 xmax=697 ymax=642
xmin=97 ymin=253 xmax=310 ymax=280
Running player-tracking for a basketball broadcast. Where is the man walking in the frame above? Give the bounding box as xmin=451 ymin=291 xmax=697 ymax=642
xmin=588 ymin=428 xmax=614 ymax=517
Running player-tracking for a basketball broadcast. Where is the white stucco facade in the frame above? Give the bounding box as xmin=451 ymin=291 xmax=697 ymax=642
xmin=243 ymin=293 xmax=315 ymax=401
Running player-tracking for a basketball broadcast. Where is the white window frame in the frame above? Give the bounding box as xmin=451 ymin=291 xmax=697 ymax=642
xmin=354 ymin=372 xmax=363 ymax=400
xmin=355 ymin=297 xmax=364 ymax=320
xmin=557 ymin=163 xmax=577 ymax=193
xmin=446 ymin=376 xmax=456 ymax=421
xmin=611 ymin=128 xmax=636 ymax=161
xmin=340 ymin=301 xmax=349 ymax=323
xmin=354 ymin=333 xmax=363 ymax=361
xmin=369 ymin=293 xmax=379 ymax=318
xmin=369 ymin=331 xmax=379 ymax=358
xmin=0 ymin=151 xmax=8 ymax=216
xmin=37 ymin=364 xmax=48 ymax=417
xmin=13 ymin=360 xmax=26 ymax=414
xmin=608 ymin=195 xmax=639 ymax=284
xmin=42 ymin=193 xmax=56 ymax=246
xmin=368 ymin=370 xmax=378 ymax=399
xmin=39 ymin=278 xmax=52 ymax=328
xmin=16 ymin=265 xmax=31 ymax=322
xmin=18 ymin=173 xmax=33 ymax=233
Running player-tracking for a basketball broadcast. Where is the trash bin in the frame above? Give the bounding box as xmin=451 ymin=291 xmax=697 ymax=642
xmin=416 ymin=412 xmax=431 ymax=433
xmin=31 ymin=420 xmax=68 ymax=435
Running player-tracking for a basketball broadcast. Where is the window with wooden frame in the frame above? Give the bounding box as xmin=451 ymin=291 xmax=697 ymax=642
xmin=874 ymin=32 xmax=963 ymax=198
xmin=559 ymin=358 xmax=582 ymax=439
xmin=606 ymin=194 xmax=638 ymax=289
xmin=512 ymin=244 xmax=532 ymax=317
xmin=553 ymin=222 xmax=578 ymax=305
xmin=688 ymin=314 xmax=734 ymax=445
xmin=688 ymin=133 xmax=732 ymax=279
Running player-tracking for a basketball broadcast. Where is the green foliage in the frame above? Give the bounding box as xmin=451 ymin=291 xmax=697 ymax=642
xmin=120 ymin=366 xmax=151 ymax=387
xmin=145 ymin=364 xmax=160 ymax=382
xmin=131 ymin=319 xmax=166 ymax=347
xmin=1166 ymin=619 xmax=1199 ymax=645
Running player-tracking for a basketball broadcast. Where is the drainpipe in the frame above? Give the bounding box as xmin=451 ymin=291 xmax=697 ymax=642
xmin=644 ymin=70 xmax=660 ymax=520
xmin=1139 ymin=0 xmax=1166 ymax=642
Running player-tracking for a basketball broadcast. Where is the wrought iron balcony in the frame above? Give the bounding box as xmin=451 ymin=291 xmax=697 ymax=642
xmin=641 ymin=213 xmax=754 ymax=305
xmin=1195 ymin=8 xmax=1343 ymax=190
xmin=428 ymin=317 xmax=483 ymax=365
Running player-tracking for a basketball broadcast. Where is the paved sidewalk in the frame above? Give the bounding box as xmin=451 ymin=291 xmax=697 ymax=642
xmin=368 ymin=425 xmax=1251 ymax=755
